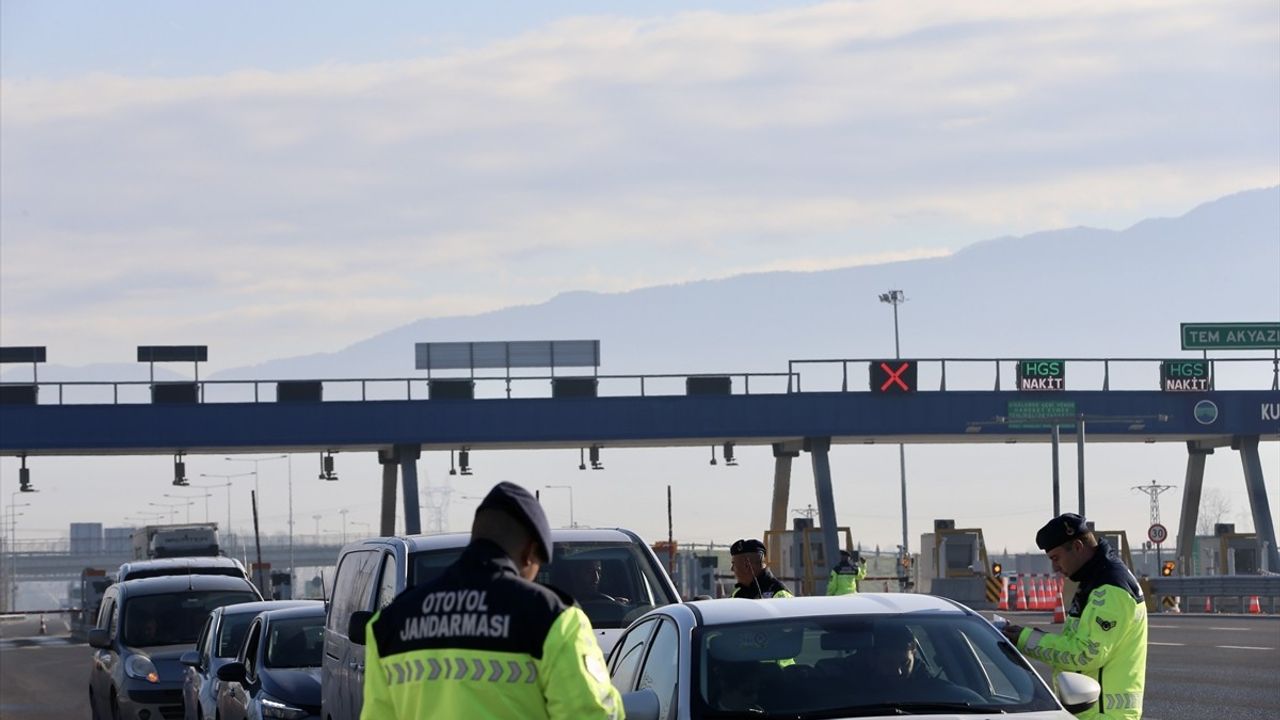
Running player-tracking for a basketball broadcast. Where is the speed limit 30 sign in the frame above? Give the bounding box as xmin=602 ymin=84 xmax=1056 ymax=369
xmin=1148 ymin=523 xmax=1168 ymax=545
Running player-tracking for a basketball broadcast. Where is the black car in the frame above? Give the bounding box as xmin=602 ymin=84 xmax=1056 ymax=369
xmin=216 ymin=603 xmax=325 ymax=720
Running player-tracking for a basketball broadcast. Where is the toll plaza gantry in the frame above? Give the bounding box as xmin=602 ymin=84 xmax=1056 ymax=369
xmin=1 ymin=341 xmax=1278 ymax=578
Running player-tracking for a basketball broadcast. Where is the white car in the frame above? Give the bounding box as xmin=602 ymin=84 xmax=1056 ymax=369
xmin=609 ymin=594 xmax=1100 ymax=720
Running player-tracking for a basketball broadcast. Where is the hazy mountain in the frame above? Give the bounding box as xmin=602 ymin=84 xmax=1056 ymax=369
xmin=213 ymin=186 xmax=1280 ymax=381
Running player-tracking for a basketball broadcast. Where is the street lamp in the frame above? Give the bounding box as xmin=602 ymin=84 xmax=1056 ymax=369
xmin=338 ymin=509 xmax=350 ymax=544
xmin=879 ymin=289 xmax=911 ymax=583
xmin=149 ymin=500 xmax=194 ymax=524
xmin=226 ymin=455 xmax=293 ymax=597
xmin=166 ymin=491 xmax=213 ymax=523
xmin=197 ymin=472 xmax=255 ymax=538
xmin=312 ymin=514 xmax=322 ymax=537
xmin=543 ymin=485 xmax=575 ymax=528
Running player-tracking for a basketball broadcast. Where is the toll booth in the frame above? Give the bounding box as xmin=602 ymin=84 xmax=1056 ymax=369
xmin=1218 ymin=532 xmax=1265 ymax=574
xmin=270 ymin=570 xmax=293 ymax=600
xmin=918 ymin=520 xmax=993 ymax=609
xmin=765 ymin=518 xmax=853 ymax=596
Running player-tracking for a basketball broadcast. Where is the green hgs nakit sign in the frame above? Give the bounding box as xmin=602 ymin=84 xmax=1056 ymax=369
xmin=1181 ymin=322 xmax=1280 ymax=350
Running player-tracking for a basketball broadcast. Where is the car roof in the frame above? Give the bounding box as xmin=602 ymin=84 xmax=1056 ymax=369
xmin=256 ymin=602 xmax=326 ymax=622
xmin=120 ymin=557 xmax=244 ymax=571
xmin=342 ymin=527 xmax=643 ymax=554
xmin=115 ymin=573 xmax=259 ymax=597
xmin=686 ymin=594 xmax=971 ymax=625
xmin=214 ymin=600 xmax=317 ymax=618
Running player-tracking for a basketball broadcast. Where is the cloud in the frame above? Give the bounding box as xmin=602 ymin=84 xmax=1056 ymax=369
xmin=2 ymin=0 xmax=1276 ymax=367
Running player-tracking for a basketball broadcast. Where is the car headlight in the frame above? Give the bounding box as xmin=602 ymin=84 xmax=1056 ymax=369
xmin=124 ymin=654 xmax=160 ymax=683
xmin=261 ymin=694 xmax=309 ymax=720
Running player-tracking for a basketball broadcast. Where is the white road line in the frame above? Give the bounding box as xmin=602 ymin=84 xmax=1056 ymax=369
xmin=1148 ymin=624 xmax=1178 ymax=628
xmin=1208 ymin=627 xmax=1250 ymax=631
xmin=1216 ymin=645 xmax=1274 ymax=651
xmin=1149 ymin=641 xmax=1185 ymax=646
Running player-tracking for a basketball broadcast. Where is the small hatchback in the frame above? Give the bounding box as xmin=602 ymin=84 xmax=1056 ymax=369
xmin=180 ymin=600 xmax=316 ymax=720
xmin=88 ymin=574 xmax=261 ymax=720
xmin=216 ymin=603 xmax=326 ymax=720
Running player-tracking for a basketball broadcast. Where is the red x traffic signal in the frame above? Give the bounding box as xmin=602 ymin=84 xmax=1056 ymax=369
xmin=870 ymin=360 xmax=918 ymax=393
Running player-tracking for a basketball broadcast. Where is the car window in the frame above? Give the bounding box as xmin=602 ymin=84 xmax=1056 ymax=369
xmin=242 ymin=621 xmax=262 ymax=680
xmin=265 ymin=616 xmax=325 ymax=668
xmin=375 ymin=553 xmax=399 ymax=610
xmin=636 ymin=619 xmax=680 ymax=720
xmin=195 ymin=614 xmax=213 ymax=666
xmin=693 ymin=613 xmax=1059 ymax=716
xmin=97 ymin=597 xmax=115 ymax=631
xmin=410 ymin=539 xmax=677 ymax=629
xmin=122 ymin=590 xmax=258 ymax=647
xmin=327 ymin=550 xmax=375 ymax=633
xmin=218 ymin=611 xmax=260 ymax=658
xmin=608 ymin=618 xmax=657 ymax=693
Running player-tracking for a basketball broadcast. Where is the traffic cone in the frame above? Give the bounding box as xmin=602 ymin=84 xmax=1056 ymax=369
xmin=1248 ymin=596 xmax=1262 ymax=614
xmin=997 ymin=577 xmax=1009 ymax=611
xmin=1052 ymin=592 xmax=1065 ymax=624
xmin=1203 ymin=596 xmax=1213 ymax=613
xmin=1035 ymin=576 xmax=1048 ymax=611
xmin=1016 ymin=576 xmax=1029 ymax=610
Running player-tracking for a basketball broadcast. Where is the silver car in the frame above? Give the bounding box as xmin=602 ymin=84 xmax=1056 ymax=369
xmin=180 ymin=600 xmax=316 ymax=720
xmin=88 ymin=574 xmax=261 ymax=720
xmin=609 ymin=594 xmax=1102 ymax=720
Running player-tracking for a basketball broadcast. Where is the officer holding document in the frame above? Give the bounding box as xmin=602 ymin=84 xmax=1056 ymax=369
xmin=361 ymin=481 xmax=621 ymax=719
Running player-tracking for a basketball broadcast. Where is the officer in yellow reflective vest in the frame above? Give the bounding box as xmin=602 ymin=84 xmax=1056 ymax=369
xmin=729 ymin=539 xmax=793 ymax=599
xmin=1002 ymin=513 xmax=1147 ymax=719
xmin=827 ymin=550 xmax=868 ymax=595
xmin=361 ymin=482 xmax=622 ymax=720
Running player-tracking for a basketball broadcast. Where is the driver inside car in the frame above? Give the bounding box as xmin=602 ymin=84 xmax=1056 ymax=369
xmin=561 ymin=559 xmax=629 ymax=605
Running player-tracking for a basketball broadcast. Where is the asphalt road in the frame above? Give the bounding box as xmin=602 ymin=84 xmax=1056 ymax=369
xmin=2 ymin=611 xmax=1277 ymax=719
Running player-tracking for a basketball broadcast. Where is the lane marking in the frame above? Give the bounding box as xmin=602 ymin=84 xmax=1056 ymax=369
xmin=1208 ymin=627 xmax=1250 ymax=631
xmin=1147 ymin=624 xmax=1179 ymax=628
xmin=1216 ymin=645 xmax=1274 ymax=651
xmin=1148 ymin=641 xmax=1185 ymax=646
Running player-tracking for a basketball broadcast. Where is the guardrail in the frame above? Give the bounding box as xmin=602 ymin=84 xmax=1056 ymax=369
xmin=1147 ymin=575 xmax=1280 ymax=614
xmin=787 ymin=356 xmax=1280 ymax=393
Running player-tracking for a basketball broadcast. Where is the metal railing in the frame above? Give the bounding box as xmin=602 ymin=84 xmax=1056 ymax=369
xmin=787 ymin=356 xmax=1280 ymax=393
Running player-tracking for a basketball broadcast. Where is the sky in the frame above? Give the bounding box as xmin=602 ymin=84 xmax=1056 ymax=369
xmin=1 ymin=1 xmax=1278 ymax=563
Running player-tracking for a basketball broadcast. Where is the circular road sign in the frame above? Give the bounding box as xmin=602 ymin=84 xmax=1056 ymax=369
xmin=1148 ymin=523 xmax=1168 ymax=545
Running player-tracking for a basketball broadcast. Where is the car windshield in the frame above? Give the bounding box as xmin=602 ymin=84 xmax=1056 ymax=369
xmin=123 ymin=591 xmax=258 ymax=647
xmin=409 ymin=540 xmax=676 ymax=629
xmin=265 ymin=616 xmax=325 ymax=668
xmin=693 ymin=613 xmax=1058 ymax=718
xmin=122 ymin=567 xmax=245 ymax=582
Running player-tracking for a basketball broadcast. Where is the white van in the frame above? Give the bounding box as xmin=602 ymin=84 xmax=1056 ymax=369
xmin=320 ymin=527 xmax=680 ymax=720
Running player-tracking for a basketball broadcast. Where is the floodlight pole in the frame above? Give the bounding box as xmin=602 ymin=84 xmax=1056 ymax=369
xmin=879 ymin=289 xmax=910 ymax=587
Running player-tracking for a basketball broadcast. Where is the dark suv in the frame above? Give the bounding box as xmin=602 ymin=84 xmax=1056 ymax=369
xmin=88 ymin=574 xmax=261 ymax=720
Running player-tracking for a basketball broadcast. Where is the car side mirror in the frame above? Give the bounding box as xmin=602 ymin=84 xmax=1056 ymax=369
xmin=216 ymin=662 xmax=247 ymax=683
xmin=179 ymin=650 xmax=201 ymax=669
xmin=620 ymin=688 xmax=661 ymax=720
xmin=348 ymin=610 xmax=374 ymax=645
xmin=1056 ymin=671 xmax=1101 ymax=715
xmin=88 ymin=628 xmax=111 ymax=649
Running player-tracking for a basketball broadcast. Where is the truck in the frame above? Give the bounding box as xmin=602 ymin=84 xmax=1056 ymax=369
xmin=130 ymin=523 xmax=220 ymax=560
xmin=71 ymin=568 xmax=111 ymax=640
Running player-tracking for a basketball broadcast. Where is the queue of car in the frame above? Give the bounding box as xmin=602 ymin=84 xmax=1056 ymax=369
xmin=87 ymin=525 xmax=1100 ymax=720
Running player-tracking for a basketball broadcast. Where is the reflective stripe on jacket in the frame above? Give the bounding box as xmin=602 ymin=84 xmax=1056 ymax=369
xmin=1016 ymin=540 xmax=1147 ymax=719
xmin=360 ymin=541 xmax=621 ymax=720
xmin=826 ymin=561 xmax=867 ymax=595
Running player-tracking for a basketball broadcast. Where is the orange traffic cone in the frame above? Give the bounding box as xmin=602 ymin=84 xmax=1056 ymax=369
xmin=1035 ymin=576 xmax=1048 ymax=611
xmin=1052 ymin=592 xmax=1066 ymax=624
xmin=997 ymin=577 xmax=1009 ymax=611
xmin=1203 ymin=596 xmax=1213 ymax=613
xmin=1016 ymin=577 xmax=1029 ymax=610
xmin=1248 ymin=596 xmax=1262 ymax=614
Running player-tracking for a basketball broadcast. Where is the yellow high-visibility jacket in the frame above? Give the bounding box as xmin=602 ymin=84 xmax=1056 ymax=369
xmin=827 ymin=560 xmax=867 ymax=595
xmin=1016 ymin=542 xmax=1147 ymax=719
xmin=361 ymin=541 xmax=621 ymax=720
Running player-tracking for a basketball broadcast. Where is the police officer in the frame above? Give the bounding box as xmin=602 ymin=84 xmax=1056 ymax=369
xmin=729 ymin=538 xmax=793 ymax=599
xmin=827 ymin=549 xmax=868 ymax=595
xmin=1001 ymin=514 xmax=1147 ymax=719
xmin=361 ymin=482 xmax=622 ymax=720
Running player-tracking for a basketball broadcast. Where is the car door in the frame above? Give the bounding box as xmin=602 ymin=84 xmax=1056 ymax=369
xmin=221 ymin=619 xmax=261 ymax=720
xmin=322 ymin=549 xmax=377 ymax=720
xmin=185 ymin=613 xmax=213 ymax=720
xmin=633 ymin=619 xmax=681 ymax=720
xmin=89 ymin=594 xmax=117 ymax=716
xmin=348 ymin=551 xmax=394 ymax=719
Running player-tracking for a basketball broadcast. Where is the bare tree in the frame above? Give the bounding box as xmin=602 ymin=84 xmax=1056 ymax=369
xmin=1196 ymin=489 xmax=1233 ymax=535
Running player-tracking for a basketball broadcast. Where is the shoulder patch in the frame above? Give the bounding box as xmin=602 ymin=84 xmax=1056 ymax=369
xmin=1095 ymin=616 xmax=1116 ymax=631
